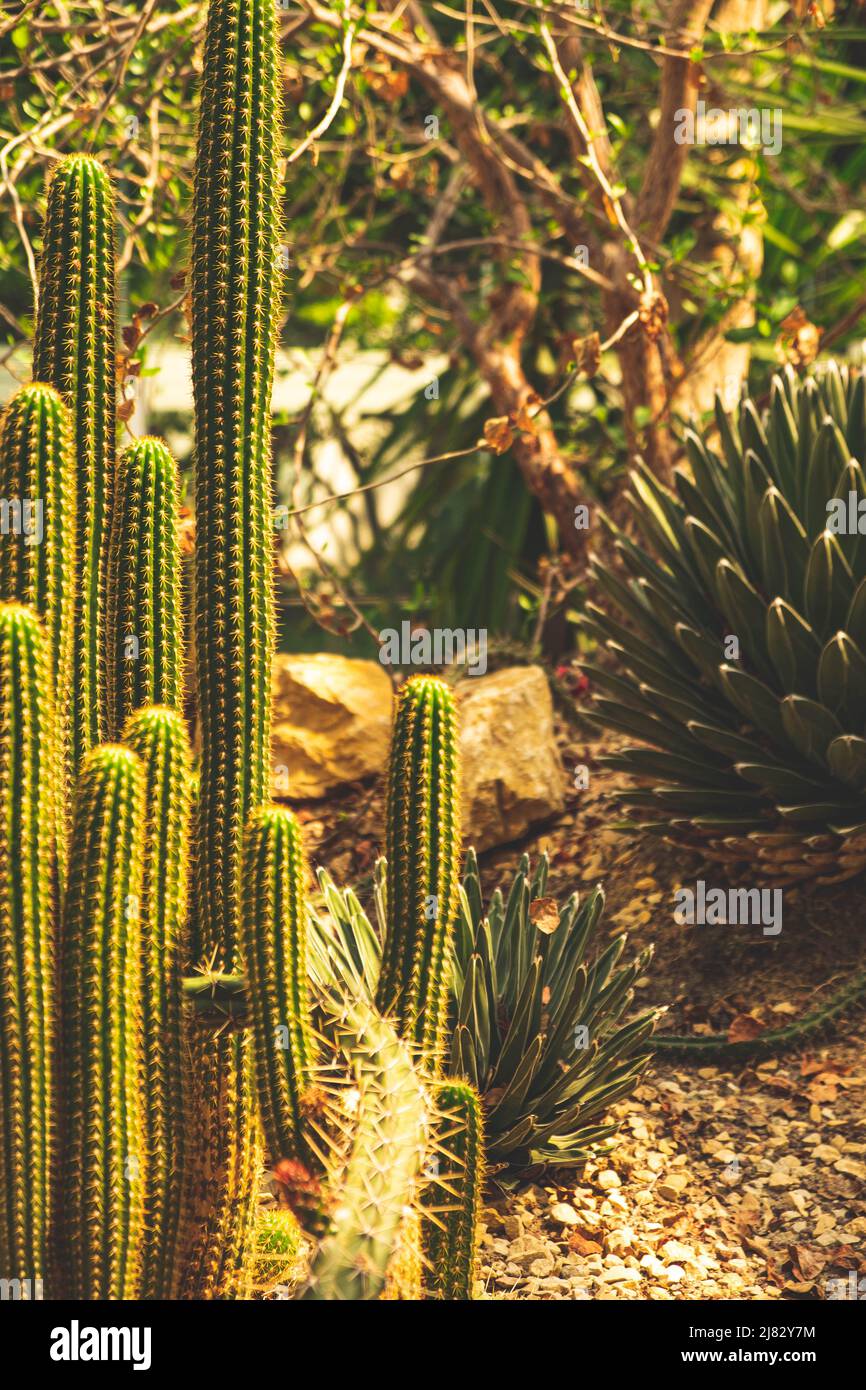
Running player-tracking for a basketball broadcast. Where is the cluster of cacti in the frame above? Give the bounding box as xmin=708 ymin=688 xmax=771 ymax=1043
xmin=310 ymin=849 xmax=658 ymax=1170
xmin=0 ymin=0 xmax=490 ymax=1303
xmin=584 ymin=362 xmax=866 ymax=885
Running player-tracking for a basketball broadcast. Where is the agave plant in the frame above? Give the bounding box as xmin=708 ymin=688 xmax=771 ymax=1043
xmin=309 ymin=851 xmax=657 ymax=1170
xmin=583 ymin=362 xmax=866 ymax=884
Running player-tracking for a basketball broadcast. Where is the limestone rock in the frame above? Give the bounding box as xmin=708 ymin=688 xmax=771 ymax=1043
xmin=457 ymin=666 xmax=565 ymax=850
xmin=271 ymin=654 xmax=392 ymax=798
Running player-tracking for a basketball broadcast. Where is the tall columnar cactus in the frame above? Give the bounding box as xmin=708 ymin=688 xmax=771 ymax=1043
xmin=192 ymin=0 xmax=280 ymax=965
xmin=184 ymin=0 xmax=282 ymax=1297
xmin=240 ymin=806 xmax=315 ymax=1164
xmin=32 ymin=154 xmax=117 ymax=769
xmin=0 ymin=604 xmax=57 ymax=1287
xmin=58 ymin=745 xmax=145 ymax=1300
xmin=422 ymin=1081 xmax=484 ymax=1301
xmin=0 ymin=385 xmax=75 ymax=746
xmin=304 ymin=998 xmax=430 ymax=1301
xmin=377 ymin=676 xmax=461 ymax=1069
xmin=123 ymin=706 xmax=192 ymax=1299
xmin=108 ymin=439 xmax=184 ymax=736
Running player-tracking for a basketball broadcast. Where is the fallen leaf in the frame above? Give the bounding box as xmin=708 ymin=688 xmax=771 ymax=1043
xmin=530 ymin=897 xmax=560 ymax=935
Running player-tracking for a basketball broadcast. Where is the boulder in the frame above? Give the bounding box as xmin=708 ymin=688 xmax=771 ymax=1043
xmin=457 ymin=665 xmax=566 ymax=850
xmin=272 ymin=653 xmax=393 ymax=798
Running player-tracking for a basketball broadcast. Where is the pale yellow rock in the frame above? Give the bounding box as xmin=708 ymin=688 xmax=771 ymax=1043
xmin=271 ymin=654 xmax=393 ymax=797
xmin=457 ymin=666 xmax=566 ymax=850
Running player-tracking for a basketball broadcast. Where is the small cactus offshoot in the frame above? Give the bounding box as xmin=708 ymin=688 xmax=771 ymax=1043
xmin=377 ymin=676 xmax=461 ymax=1070
xmin=108 ymin=439 xmax=184 ymax=735
xmin=240 ymin=806 xmax=315 ymax=1165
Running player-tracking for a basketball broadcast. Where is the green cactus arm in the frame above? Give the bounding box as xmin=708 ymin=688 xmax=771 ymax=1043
xmin=377 ymin=676 xmax=462 ymax=1070
xmin=0 ymin=604 xmax=58 ymax=1286
xmin=57 ymin=744 xmax=146 ymax=1300
xmin=108 ymin=439 xmax=184 ymax=736
xmin=303 ymin=996 xmax=430 ymax=1301
xmin=181 ymin=0 xmax=283 ymax=1302
xmin=240 ymin=806 xmax=315 ymax=1164
xmin=192 ymin=0 xmax=281 ymax=969
xmin=122 ymin=706 xmax=193 ymax=1299
xmin=422 ymin=1081 xmax=484 ymax=1300
xmin=0 ymin=385 xmax=75 ymax=779
xmin=32 ymin=154 xmax=117 ymax=769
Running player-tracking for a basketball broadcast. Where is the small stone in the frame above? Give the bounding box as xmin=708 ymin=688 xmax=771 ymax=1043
xmin=657 ymin=1173 xmax=689 ymax=1201
xmin=549 ymin=1202 xmax=580 ymax=1226
xmin=600 ymin=1266 xmax=640 ymax=1284
xmin=596 ymin=1170 xmax=621 ymax=1190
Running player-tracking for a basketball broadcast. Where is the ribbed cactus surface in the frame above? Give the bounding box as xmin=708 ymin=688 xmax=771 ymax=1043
xmin=0 ymin=385 xmax=75 ymax=740
xmin=185 ymin=0 xmax=282 ymax=1298
xmin=108 ymin=439 xmax=183 ymax=736
xmin=123 ymin=706 xmax=192 ymax=1299
xmin=192 ymin=0 xmax=281 ymax=967
xmin=304 ymin=998 xmax=429 ymax=1301
xmin=32 ymin=154 xmax=117 ymax=768
xmin=0 ymin=604 xmax=57 ymax=1286
xmin=377 ymin=676 xmax=461 ymax=1069
xmin=423 ymin=1081 xmax=484 ymax=1300
xmin=240 ymin=806 xmax=314 ymax=1164
xmin=58 ymin=745 xmax=145 ymax=1300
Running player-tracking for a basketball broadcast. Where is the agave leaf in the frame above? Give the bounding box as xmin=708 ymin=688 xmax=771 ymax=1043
xmin=805 ymin=529 xmax=855 ymax=637
xmin=686 ymin=719 xmax=765 ymax=763
xmin=766 ymin=597 xmax=820 ymax=697
xmin=805 ymin=418 xmax=850 ymax=536
xmin=735 ymin=762 xmax=832 ymax=800
xmin=780 ymin=694 xmax=845 ymax=766
xmin=485 ymin=1034 xmax=545 ymax=1128
xmin=827 ymin=735 xmax=866 ymax=791
xmin=718 ymin=664 xmax=787 ymax=746
xmin=715 ymin=560 xmax=773 ymax=681
xmin=846 ymin=372 xmax=866 ymax=458
xmin=605 ymin=747 xmax=736 ymax=788
xmin=846 ymin=577 xmax=866 ymax=651
xmin=491 ymin=956 xmax=544 ymax=1086
xmin=817 ymin=631 xmax=866 ymax=728
xmin=758 ymin=486 xmax=810 ymax=603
